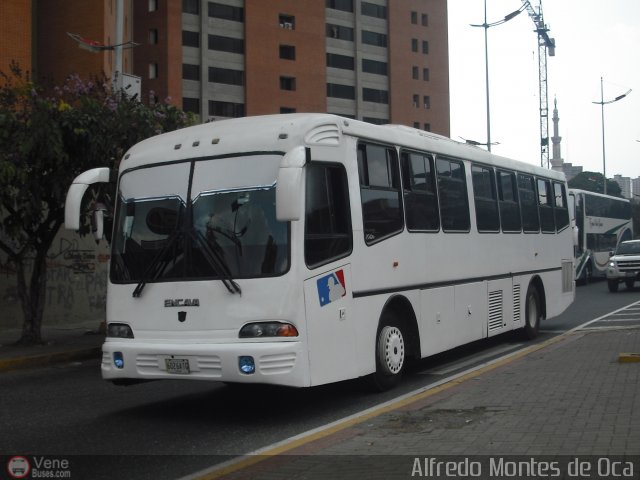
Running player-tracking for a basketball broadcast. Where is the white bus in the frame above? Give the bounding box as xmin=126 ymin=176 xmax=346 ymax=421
xmin=569 ymin=189 xmax=632 ymax=283
xmin=65 ymin=114 xmax=575 ymax=390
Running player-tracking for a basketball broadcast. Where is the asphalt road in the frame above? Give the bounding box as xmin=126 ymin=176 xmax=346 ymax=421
xmin=1 ymin=280 xmax=639 ymax=479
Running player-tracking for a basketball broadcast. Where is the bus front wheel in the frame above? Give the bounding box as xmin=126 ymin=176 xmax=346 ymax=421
xmin=368 ymin=312 xmax=406 ymax=391
xmin=608 ymin=280 xmax=619 ymax=292
xmin=522 ymin=286 xmax=541 ymax=340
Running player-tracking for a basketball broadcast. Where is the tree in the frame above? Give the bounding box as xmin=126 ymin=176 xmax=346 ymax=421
xmin=0 ymin=64 xmax=194 ymax=345
xmin=568 ymin=171 xmax=622 ymax=197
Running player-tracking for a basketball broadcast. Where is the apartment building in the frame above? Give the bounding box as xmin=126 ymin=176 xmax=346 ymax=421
xmin=134 ymin=0 xmax=450 ymax=135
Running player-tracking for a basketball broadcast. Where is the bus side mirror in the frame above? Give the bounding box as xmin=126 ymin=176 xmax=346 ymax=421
xmin=276 ymin=146 xmax=307 ymax=222
xmin=65 ymin=167 xmax=111 ymax=231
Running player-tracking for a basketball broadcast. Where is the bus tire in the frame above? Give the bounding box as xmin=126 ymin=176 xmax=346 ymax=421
xmin=522 ymin=286 xmax=541 ymax=340
xmin=608 ymin=280 xmax=619 ymax=293
xmin=368 ymin=312 xmax=405 ymax=391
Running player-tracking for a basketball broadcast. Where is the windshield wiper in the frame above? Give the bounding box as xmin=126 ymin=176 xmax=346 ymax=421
xmin=191 ymin=229 xmax=241 ymax=295
xmin=132 ymin=228 xmax=182 ymax=298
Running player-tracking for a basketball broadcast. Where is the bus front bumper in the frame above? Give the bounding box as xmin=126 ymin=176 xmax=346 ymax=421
xmin=101 ymin=340 xmax=308 ymax=387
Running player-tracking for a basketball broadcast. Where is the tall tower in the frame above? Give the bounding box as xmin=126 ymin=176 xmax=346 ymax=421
xmin=550 ymin=97 xmax=564 ymax=172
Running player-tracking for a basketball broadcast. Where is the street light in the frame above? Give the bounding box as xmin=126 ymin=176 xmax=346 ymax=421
xmin=592 ymin=77 xmax=631 ymax=195
xmin=471 ymin=1 xmax=525 ymax=152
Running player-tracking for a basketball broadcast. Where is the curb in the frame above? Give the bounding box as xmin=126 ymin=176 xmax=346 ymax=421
xmin=0 ymin=346 xmax=101 ymax=373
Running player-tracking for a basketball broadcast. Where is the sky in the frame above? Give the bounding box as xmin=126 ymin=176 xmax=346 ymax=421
xmin=447 ymin=0 xmax=640 ymax=179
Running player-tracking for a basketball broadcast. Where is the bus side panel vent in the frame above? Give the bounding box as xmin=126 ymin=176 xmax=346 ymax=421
xmin=513 ymin=284 xmax=521 ymax=323
xmin=562 ymin=260 xmax=573 ymax=293
xmin=488 ymin=290 xmax=503 ymax=332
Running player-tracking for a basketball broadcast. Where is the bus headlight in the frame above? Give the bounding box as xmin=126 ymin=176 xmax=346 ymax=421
xmin=609 ymin=261 xmax=616 ymax=268
xmin=239 ymin=322 xmax=299 ymax=338
xmin=107 ymin=323 xmax=134 ymax=338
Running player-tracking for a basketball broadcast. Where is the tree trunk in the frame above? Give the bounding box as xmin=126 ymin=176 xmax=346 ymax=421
xmin=16 ymin=251 xmax=48 ymax=345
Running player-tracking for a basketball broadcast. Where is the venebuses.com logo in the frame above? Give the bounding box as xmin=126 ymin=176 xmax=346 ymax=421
xmin=6 ymin=455 xmax=71 ymax=478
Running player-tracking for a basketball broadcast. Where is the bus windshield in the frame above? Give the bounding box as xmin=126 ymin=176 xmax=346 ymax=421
xmin=110 ymin=158 xmax=289 ymax=284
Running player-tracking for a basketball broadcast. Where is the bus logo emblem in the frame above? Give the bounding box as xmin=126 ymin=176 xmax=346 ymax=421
xmin=317 ymin=270 xmax=346 ymax=307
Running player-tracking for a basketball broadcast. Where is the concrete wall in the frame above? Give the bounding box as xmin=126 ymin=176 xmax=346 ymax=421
xmin=0 ymin=229 xmax=109 ymax=329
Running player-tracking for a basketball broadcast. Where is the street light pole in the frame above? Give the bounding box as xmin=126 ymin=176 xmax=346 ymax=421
xmin=592 ymin=77 xmax=631 ymax=195
xmin=483 ymin=1 xmax=491 ymax=152
xmin=471 ymin=1 xmax=523 ymax=153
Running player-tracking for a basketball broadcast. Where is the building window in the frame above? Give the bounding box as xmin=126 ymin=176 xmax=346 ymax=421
xmin=362 ymin=58 xmax=387 ymax=76
xmin=182 ymin=64 xmax=200 ymax=81
xmin=411 ymin=11 xmax=418 ymax=24
xmin=209 ymin=67 xmax=244 ymax=85
xmin=148 ymin=63 xmax=158 ymax=79
xmin=362 ymin=30 xmax=387 ymax=47
xmin=279 ymin=14 xmax=295 ymax=29
xmin=363 ymin=117 xmax=388 ymax=125
xmin=422 ymin=40 xmax=429 ymax=54
xmin=361 ymin=2 xmax=386 ymax=19
xmin=326 ymin=0 xmax=353 ymax=13
xmin=148 ymin=0 xmax=157 ymax=12
xmin=413 ymin=94 xmax=419 ymax=108
xmin=423 ymin=96 xmax=430 ymax=109
xmin=363 ymin=88 xmax=388 ymax=104
xmin=183 ymin=97 xmax=200 ymax=114
xmin=422 ymin=14 xmax=429 ymax=26
xmin=412 ymin=66 xmax=419 ymax=79
xmin=411 ymin=38 xmax=418 ymax=52
xmin=209 ymin=100 xmax=245 ymax=118
xmin=327 ymin=24 xmax=354 ymax=41
xmin=424 ymin=123 xmax=431 ymax=131
xmin=208 ymin=35 xmax=244 ymax=54
xmin=182 ymin=0 xmax=199 ymax=14
xmin=280 ymin=76 xmax=296 ymax=91
xmin=327 ymin=83 xmax=355 ymax=100
xmin=149 ymin=29 xmax=158 ymax=44
xmin=413 ymin=122 xmax=420 ymax=129
xmin=208 ymin=2 xmax=244 ymax=22
xmin=327 ymin=53 xmax=355 ymax=70
xmin=279 ymin=45 xmax=296 ymax=60
xmin=280 ymin=107 xmax=296 ymax=113
xmin=423 ymin=67 xmax=430 ymax=81
xmin=182 ymin=30 xmax=199 ymax=47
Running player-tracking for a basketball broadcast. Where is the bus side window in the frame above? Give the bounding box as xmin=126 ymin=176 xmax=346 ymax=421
xmin=436 ymin=157 xmax=470 ymax=232
xmin=537 ymin=178 xmax=555 ymax=233
xmin=401 ymin=151 xmax=439 ymax=231
xmin=518 ymin=174 xmax=539 ymax=233
xmin=497 ymin=170 xmax=521 ymax=232
xmin=305 ymin=164 xmax=352 ymax=268
xmin=471 ymin=165 xmax=499 ymax=232
xmin=553 ymin=182 xmax=570 ymax=231
xmin=358 ymin=143 xmax=404 ymax=244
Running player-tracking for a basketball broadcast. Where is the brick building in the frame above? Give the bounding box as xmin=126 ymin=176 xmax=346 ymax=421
xmin=1 ymin=0 xmax=450 ymax=133
xmin=135 ymin=0 xmax=450 ymax=135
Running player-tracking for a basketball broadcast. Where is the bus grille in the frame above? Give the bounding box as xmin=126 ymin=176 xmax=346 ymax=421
xmin=259 ymin=353 xmax=297 ymax=375
xmin=513 ymin=284 xmax=521 ymax=322
xmin=488 ymin=290 xmax=503 ymax=331
xmin=562 ymin=260 xmax=573 ymax=293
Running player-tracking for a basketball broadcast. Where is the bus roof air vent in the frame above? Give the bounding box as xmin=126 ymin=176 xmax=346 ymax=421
xmin=304 ymin=123 xmax=341 ymax=146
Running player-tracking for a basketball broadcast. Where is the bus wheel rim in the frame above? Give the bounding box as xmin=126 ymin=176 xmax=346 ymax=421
xmin=380 ymin=326 xmax=404 ymax=374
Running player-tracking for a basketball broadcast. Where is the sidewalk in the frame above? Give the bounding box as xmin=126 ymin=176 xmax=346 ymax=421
xmin=190 ymin=325 xmax=640 ymax=480
xmin=0 ymin=321 xmax=103 ymax=372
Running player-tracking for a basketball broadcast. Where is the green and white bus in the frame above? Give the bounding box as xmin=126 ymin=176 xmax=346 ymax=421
xmin=569 ymin=189 xmax=632 ymax=283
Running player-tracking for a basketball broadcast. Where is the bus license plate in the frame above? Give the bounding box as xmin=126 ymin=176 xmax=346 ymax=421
xmin=165 ymin=358 xmax=190 ymax=374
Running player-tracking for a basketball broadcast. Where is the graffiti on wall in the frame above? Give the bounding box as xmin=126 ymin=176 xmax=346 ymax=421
xmin=0 ymin=232 xmax=110 ymax=327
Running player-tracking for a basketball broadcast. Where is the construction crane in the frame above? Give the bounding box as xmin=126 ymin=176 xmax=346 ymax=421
xmin=521 ymin=0 xmax=556 ymax=168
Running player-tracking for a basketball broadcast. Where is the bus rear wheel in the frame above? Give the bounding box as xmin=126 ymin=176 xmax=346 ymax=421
xmin=368 ymin=312 xmax=405 ymax=391
xmin=522 ymin=286 xmax=541 ymax=340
